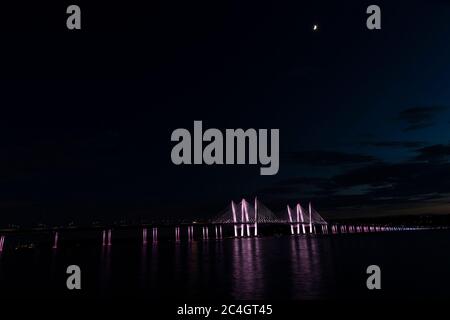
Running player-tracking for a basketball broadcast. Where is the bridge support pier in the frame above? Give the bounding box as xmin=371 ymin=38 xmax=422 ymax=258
xmin=142 ymin=228 xmax=147 ymax=245
xmin=0 ymin=235 xmax=5 ymax=252
xmin=203 ymin=226 xmax=209 ymax=240
xmin=52 ymin=231 xmax=59 ymax=249
xmin=152 ymin=227 xmax=158 ymax=243
xmin=175 ymin=227 xmax=180 ymax=242
xmin=188 ymin=226 xmax=193 ymax=241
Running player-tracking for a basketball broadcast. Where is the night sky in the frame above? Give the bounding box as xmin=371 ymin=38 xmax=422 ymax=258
xmin=1 ymin=0 xmax=450 ymax=225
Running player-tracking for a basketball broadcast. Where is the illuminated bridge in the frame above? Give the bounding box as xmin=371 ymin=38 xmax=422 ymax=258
xmin=210 ymin=198 xmax=328 ymax=237
xmin=0 ymin=198 xmax=416 ymax=252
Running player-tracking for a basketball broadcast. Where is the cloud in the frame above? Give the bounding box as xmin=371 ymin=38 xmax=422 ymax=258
xmin=329 ymin=158 xmax=450 ymax=200
xmin=258 ymin=185 xmax=303 ymax=196
xmin=263 ymin=141 xmax=450 ymax=217
xmin=274 ymin=176 xmax=330 ymax=186
xmin=359 ymin=140 xmax=426 ymax=149
xmin=396 ymin=106 xmax=446 ymax=131
xmin=263 ymin=151 xmax=450 ymax=217
xmin=414 ymin=143 xmax=450 ymax=162
xmin=331 ymin=162 xmax=414 ymax=188
xmin=316 ymin=161 xmax=450 ymax=215
xmin=260 ymin=176 xmax=336 ymax=198
xmin=285 ymin=150 xmax=377 ymax=166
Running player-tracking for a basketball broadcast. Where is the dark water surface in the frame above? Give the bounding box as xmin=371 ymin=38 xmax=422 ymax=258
xmin=0 ymin=230 xmax=448 ymax=299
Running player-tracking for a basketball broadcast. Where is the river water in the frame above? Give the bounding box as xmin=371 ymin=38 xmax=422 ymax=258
xmin=0 ymin=230 xmax=448 ymax=299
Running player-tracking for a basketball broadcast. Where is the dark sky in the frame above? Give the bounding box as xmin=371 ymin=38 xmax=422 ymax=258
xmin=1 ymin=0 xmax=450 ymax=225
